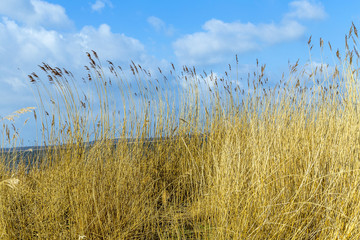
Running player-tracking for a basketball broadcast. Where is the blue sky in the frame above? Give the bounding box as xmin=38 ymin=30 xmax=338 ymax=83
xmin=0 ymin=0 xmax=359 ymax=146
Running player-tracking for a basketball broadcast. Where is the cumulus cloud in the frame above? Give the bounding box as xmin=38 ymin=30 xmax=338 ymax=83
xmin=173 ymin=0 xmax=327 ymax=66
xmin=0 ymin=0 xmax=73 ymax=29
xmin=286 ymin=0 xmax=327 ymax=20
xmin=0 ymin=2 xmax=153 ymax=120
xmin=0 ymin=18 xmax=64 ymax=65
xmin=147 ymin=16 xmax=174 ymax=36
xmin=0 ymin=0 xmax=171 ymax=146
xmin=0 ymin=0 xmax=33 ymax=20
xmin=74 ymin=24 xmax=145 ymax=62
xmin=0 ymin=18 xmax=147 ymax=83
xmin=173 ymin=19 xmax=306 ymax=66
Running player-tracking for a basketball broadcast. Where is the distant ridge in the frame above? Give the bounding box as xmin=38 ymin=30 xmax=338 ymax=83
xmin=1 ymin=133 xmax=207 ymax=153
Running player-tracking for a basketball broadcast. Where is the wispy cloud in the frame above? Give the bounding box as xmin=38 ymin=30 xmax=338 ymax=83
xmin=91 ymin=1 xmax=105 ymax=11
xmin=147 ymin=16 xmax=174 ymax=36
xmin=286 ymin=0 xmax=327 ymax=20
xmin=91 ymin=0 xmax=113 ymax=12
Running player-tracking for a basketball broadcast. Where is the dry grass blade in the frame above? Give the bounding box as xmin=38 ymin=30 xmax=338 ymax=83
xmin=0 ymin=178 xmax=20 ymax=190
xmin=1 ymin=107 xmax=36 ymax=122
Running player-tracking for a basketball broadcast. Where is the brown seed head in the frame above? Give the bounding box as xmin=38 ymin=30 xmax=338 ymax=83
xmin=353 ymin=22 xmax=358 ymax=38
xmin=336 ymin=49 xmax=341 ymax=60
xmin=91 ymin=50 xmax=99 ymax=60
xmin=29 ymin=75 xmax=36 ymax=83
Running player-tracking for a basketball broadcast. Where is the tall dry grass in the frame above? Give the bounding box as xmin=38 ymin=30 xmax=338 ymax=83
xmin=1 ymin=25 xmax=360 ymax=239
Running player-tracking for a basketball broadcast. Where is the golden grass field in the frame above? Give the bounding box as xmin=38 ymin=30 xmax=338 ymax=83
xmin=1 ymin=25 xmax=360 ymax=239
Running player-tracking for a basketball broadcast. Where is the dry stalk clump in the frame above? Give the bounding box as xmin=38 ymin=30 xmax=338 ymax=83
xmin=1 ymin=24 xmax=360 ymax=239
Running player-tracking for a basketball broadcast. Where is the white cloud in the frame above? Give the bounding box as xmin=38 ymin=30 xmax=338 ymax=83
xmin=0 ymin=17 xmax=62 ymax=66
xmin=0 ymin=0 xmax=169 ymax=146
xmin=0 ymin=0 xmax=33 ymax=20
xmin=3 ymin=77 xmax=27 ymax=90
xmin=91 ymin=1 xmax=105 ymax=11
xmin=147 ymin=16 xmax=174 ymax=36
xmin=91 ymin=0 xmax=113 ymax=12
xmin=0 ymin=18 xmax=148 ymax=80
xmin=305 ymin=61 xmax=335 ymax=77
xmin=74 ymin=24 xmax=146 ymax=62
xmin=173 ymin=19 xmax=306 ymax=66
xmin=0 ymin=16 xmax=153 ymax=123
xmin=172 ymin=0 xmax=328 ymax=66
xmin=286 ymin=0 xmax=327 ymax=20
xmin=180 ymin=71 xmax=221 ymax=90
xmin=0 ymin=0 xmax=73 ymax=29
xmin=147 ymin=16 xmax=164 ymax=32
